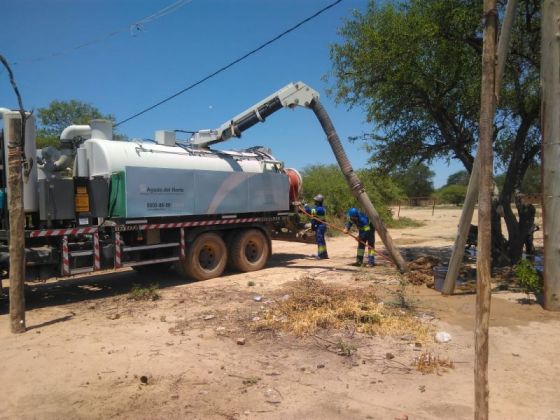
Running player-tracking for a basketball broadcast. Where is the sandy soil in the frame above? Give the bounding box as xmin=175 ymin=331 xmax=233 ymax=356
xmin=0 ymin=207 xmax=558 ymax=420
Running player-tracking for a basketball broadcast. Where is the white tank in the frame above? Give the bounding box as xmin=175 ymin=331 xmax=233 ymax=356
xmin=78 ymin=138 xmax=289 ymax=218
xmin=2 ymin=112 xmax=38 ymax=213
xmin=81 ymin=138 xmax=279 ymax=178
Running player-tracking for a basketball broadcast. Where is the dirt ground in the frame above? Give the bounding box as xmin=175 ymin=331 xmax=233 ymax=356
xmin=1 ymin=207 xmax=559 ymax=420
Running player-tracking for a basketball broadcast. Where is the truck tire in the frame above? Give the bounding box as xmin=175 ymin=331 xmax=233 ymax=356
xmin=229 ymin=229 xmax=270 ymax=272
xmin=182 ymin=232 xmax=227 ymax=281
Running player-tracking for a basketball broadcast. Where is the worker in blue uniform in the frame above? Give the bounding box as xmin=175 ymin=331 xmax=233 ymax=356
xmin=344 ymin=207 xmax=375 ymax=267
xmin=305 ymin=194 xmax=329 ymax=259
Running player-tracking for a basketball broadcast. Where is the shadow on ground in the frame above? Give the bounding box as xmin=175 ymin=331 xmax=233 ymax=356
xmin=0 ymin=252 xmax=311 ymax=314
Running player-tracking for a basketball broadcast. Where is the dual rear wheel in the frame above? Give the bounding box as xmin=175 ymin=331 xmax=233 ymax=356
xmin=178 ymin=229 xmax=270 ymax=281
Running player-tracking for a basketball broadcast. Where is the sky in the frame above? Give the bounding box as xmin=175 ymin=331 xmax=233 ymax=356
xmin=0 ymin=0 xmax=463 ymax=187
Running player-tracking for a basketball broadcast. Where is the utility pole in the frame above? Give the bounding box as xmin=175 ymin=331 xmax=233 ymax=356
xmin=441 ymin=0 xmax=518 ymax=295
xmin=475 ymin=1 xmax=497 ymax=418
xmin=0 ymin=55 xmax=27 ymax=333
xmin=541 ymin=0 xmax=560 ymax=311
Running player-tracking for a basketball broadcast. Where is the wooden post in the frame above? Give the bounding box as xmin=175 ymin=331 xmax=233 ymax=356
xmin=1 ymin=55 xmax=28 ymax=332
xmin=475 ymin=2 xmax=497 ymax=418
xmin=441 ymin=0 xmax=518 ymax=295
xmin=541 ymin=0 xmax=560 ymax=311
xmin=6 ymin=114 xmax=26 ymax=333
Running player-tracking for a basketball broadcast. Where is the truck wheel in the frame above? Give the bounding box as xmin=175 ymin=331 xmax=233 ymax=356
xmin=229 ymin=229 xmax=270 ymax=272
xmin=182 ymin=232 xmax=227 ymax=281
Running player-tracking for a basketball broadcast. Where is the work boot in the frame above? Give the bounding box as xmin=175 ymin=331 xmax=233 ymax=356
xmin=350 ymin=260 xmax=363 ymax=267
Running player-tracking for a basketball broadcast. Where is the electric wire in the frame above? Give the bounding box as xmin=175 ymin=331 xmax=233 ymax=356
xmin=115 ymin=0 xmax=344 ymax=127
xmin=11 ymin=0 xmax=193 ymax=66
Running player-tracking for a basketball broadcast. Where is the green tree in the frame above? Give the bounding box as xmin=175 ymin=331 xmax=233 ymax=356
xmin=36 ymin=100 xmax=123 ymax=148
xmin=301 ymin=164 xmax=403 ymax=222
xmin=391 ymin=163 xmax=434 ymax=198
xmin=446 ymin=170 xmax=469 ymax=186
xmin=519 ymin=165 xmax=541 ymax=194
xmin=329 ymin=0 xmax=541 ymax=265
xmin=436 ymin=184 xmax=467 ymax=205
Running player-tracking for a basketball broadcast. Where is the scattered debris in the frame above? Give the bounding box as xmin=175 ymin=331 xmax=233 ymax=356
xmin=414 ymin=352 xmax=454 ymax=375
xmin=236 ymin=337 xmax=246 ymax=345
xmin=264 ymin=388 xmax=282 ymax=404
xmin=253 ymin=296 xmax=263 ymax=302
xmin=385 ymin=352 xmax=395 ymax=360
xmin=140 ymin=375 xmax=149 ymax=385
xmin=107 ymin=313 xmax=120 ymax=320
xmin=247 ymin=281 xmax=256 ymax=287
xmin=241 ymin=376 xmax=260 ymax=386
xmin=203 ymin=314 xmax=216 ymax=321
xmin=434 ymin=331 xmax=452 ymax=343
xmin=405 ymin=256 xmax=441 ymax=286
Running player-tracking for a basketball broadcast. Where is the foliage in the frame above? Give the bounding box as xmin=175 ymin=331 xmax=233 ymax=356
xmin=446 ymin=170 xmax=469 ymax=186
xmin=515 ymin=260 xmax=543 ymax=295
xmin=328 ymin=0 xmax=542 ymax=265
xmin=301 ymin=164 xmax=403 ymax=222
xmin=495 ymin=165 xmax=541 ymax=195
xmin=390 ymin=162 xmax=434 ymax=198
xmin=435 ymin=184 xmax=467 ymax=205
xmin=35 ymin=100 xmax=126 ymax=148
xmin=386 ymin=216 xmax=425 ymax=229
xmin=129 ymin=283 xmax=160 ymax=301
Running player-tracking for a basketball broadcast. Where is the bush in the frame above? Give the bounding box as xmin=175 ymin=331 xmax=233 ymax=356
xmin=435 ymin=184 xmax=467 ymax=205
xmin=515 ymin=260 xmax=543 ymax=295
xmin=301 ymin=164 xmax=403 ymax=223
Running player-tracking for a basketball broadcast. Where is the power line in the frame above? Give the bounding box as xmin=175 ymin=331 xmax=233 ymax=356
xmin=12 ymin=0 xmax=193 ymax=66
xmin=115 ymin=0 xmax=344 ymax=127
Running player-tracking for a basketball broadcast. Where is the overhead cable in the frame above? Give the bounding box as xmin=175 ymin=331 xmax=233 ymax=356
xmin=12 ymin=0 xmax=193 ymax=65
xmin=115 ymin=0 xmax=344 ymax=127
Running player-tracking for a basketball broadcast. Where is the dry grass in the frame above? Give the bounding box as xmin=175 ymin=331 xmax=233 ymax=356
xmin=255 ymin=277 xmax=432 ymax=342
xmin=128 ymin=283 xmax=160 ymax=301
xmin=413 ymin=351 xmax=455 ymax=375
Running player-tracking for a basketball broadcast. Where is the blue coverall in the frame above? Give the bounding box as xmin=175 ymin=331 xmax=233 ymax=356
xmin=345 ymin=212 xmax=375 ymax=266
xmin=305 ymin=204 xmax=329 ymax=259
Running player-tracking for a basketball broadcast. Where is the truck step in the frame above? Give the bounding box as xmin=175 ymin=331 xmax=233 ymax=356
xmin=123 ymin=256 xmax=179 ymax=267
xmin=122 ymin=242 xmax=179 ymax=252
xmin=69 ymin=266 xmax=94 ymax=275
xmin=70 ymin=250 xmax=93 ymax=257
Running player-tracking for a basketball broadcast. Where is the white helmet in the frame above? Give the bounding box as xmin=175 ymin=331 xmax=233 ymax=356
xmin=313 ymin=194 xmax=324 ymax=203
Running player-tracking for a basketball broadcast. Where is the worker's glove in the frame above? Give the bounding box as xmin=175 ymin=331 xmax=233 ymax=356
xmin=304 ymin=223 xmax=312 ymax=229
xmin=343 ymin=228 xmax=349 ymax=234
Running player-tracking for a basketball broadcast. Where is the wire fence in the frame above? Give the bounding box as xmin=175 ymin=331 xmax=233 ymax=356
xmin=391 ymin=193 xmax=543 ymax=218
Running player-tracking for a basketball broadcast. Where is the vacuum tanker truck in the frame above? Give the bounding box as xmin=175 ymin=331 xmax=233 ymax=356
xmin=0 ymin=82 xmax=318 ymax=282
